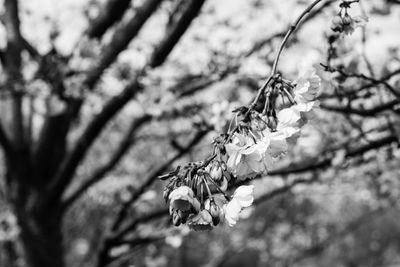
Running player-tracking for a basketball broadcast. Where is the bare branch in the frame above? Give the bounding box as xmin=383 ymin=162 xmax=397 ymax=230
xmin=46 ymin=76 xmax=144 ymax=203
xmin=61 ymin=114 xmax=152 ymax=210
xmin=320 ymin=99 xmax=400 ymax=116
xmin=84 ymin=0 xmax=163 ymax=88
xmin=49 ymin=0 xmax=208 ymax=204
xmin=87 ymin=0 xmax=132 ymax=39
xmin=4 ymin=0 xmax=25 ymax=148
xmin=149 ymin=0 xmax=207 ymax=67
xmin=268 ymin=134 xmax=398 ymax=176
xmin=0 ymin=123 xmax=13 ymax=158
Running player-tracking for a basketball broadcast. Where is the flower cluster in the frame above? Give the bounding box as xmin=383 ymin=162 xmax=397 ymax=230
xmin=330 ymin=2 xmax=368 ymax=35
xmin=160 ymin=68 xmax=321 ymax=230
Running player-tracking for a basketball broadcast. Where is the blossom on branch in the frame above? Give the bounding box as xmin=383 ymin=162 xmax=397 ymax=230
xmin=225 ymin=133 xmax=268 ymax=179
xmin=224 ymin=185 xmax=254 ymax=226
xmin=292 ymin=68 xmax=321 ymax=112
xmin=169 ymin=186 xmax=200 ymax=212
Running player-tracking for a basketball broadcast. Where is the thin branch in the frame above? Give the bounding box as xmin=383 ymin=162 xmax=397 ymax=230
xmin=95 ymin=208 xmax=168 ymax=267
xmin=271 ymin=0 xmax=325 ymax=75
xmin=245 ymin=0 xmax=335 ymax=57
xmin=84 ymin=0 xmax=163 ymax=88
xmin=254 ymin=176 xmax=318 ymax=205
xmin=110 ymin=129 xmax=209 ymax=235
xmin=320 ymin=63 xmax=400 ymax=97
xmin=320 ymin=99 xmax=400 ymax=116
xmin=61 ymin=114 xmax=152 ymax=210
xmin=149 ymin=0 xmax=207 ymax=67
xmin=268 ymin=134 xmax=398 ymax=176
xmin=248 ymin=0 xmax=327 ymax=113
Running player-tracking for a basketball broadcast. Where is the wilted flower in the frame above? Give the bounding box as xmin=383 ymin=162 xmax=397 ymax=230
xmin=187 ymin=210 xmax=213 ymax=231
xmin=169 ymin=186 xmax=200 ymax=212
xmin=225 ymin=133 xmax=268 ymax=180
xmin=224 ymin=185 xmax=254 ymax=226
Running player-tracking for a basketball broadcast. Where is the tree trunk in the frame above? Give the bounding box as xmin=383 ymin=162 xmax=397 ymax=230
xmin=6 ymin=163 xmax=65 ymax=267
xmin=18 ymin=209 xmax=64 ymax=267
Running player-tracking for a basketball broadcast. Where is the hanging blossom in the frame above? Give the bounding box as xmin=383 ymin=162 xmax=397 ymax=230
xmin=225 ymin=133 xmax=268 ymax=180
xmin=292 ymin=68 xmax=321 ymax=112
xmin=224 ymin=185 xmax=254 ymax=226
xmin=160 ymin=68 xmax=321 ymax=230
xmin=331 ymin=12 xmax=368 ymax=35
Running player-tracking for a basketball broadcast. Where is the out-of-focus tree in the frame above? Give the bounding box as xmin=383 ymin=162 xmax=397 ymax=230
xmin=0 ymin=0 xmax=399 ymax=267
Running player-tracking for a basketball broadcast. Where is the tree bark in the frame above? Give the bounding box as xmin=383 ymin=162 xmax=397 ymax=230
xmin=18 ymin=211 xmax=64 ymax=267
xmin=6 ymin=162 xmax=65 ymax=267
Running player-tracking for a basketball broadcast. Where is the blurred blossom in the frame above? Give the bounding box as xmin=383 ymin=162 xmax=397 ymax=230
xmin=224 ymin=185 xmax=254 ymax=226
xmin=0 ymin=211 xmax=20 ymax=242
xmin=73 ymin=238 xmax=90 ymax=256
xmin=292 ymin=68 xmax=321 ymax=112
xmin=165 ymin=235 xmax=183 ymax=248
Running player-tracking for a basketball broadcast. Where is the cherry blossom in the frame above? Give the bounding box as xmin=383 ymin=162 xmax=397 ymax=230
xmin=169 ymin=186 xmax=200 ymax=212
xmin=224 ymin=185 xmax=254 ymax=226
xmin=225 ymin=133 xmax=268 ymax=179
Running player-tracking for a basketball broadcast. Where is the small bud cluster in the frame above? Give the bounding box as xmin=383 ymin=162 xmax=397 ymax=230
xmin=330 ymin=1 xmax=368 ymax=35
xmin=160 ymin=69 xmax=321 ymax=230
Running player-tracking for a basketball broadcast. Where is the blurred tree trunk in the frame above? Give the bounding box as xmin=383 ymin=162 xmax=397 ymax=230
xmin=0 ymin=0 xmax=207 ymax=266
xmin=6 ymin=161 xmax=64 ymax=267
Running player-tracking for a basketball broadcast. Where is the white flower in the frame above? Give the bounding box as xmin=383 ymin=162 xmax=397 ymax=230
xmin=292 ymin=68 xmax=321 ymax=112
xmin=276 ymin=107 xmax=300 ymax=138
xmin=169 ymin=186 xmax=200 ymax=212
xmin=224 ymin=198 xmax=242 ymax=226
xmin=224 ymin=185 xmax=254 ymax=226
xmin=225 ymin=134 xmax=267 ymax=180
xmin=187 ymin=210 xmax=213 ymax=231
xmin=232 ymin=185 xmax=254 ymax=207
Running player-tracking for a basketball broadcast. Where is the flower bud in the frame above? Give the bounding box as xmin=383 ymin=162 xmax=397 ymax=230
xmin=267 ymin=116 xmax=277 ymax=131
xmin=209 ymin=201 xmax=221 ymax=226
xmin=251 ymin=115 xmax=267 ymax=131
xmin=163 ymin=187 xmax=172 ymax=203
xmin=342 ymin=14 xmax=352 ymax=25
xmin=331 ymin=15 xmax=343 ymax=32
xmin=209 ymin=162 xmax=223 ymax=181
xmin=332 ymin=14 xmax=343 ymax=25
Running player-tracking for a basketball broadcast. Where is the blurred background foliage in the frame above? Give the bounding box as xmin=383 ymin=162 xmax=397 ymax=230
xmin=0 ymin=0 xmax=400 ymax=267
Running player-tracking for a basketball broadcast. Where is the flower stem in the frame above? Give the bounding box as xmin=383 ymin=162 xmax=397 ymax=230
xmin=271 ymin=0 xmax=324 ymax=75
xmin=248 ymin=0 xmax=324 ymax=114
